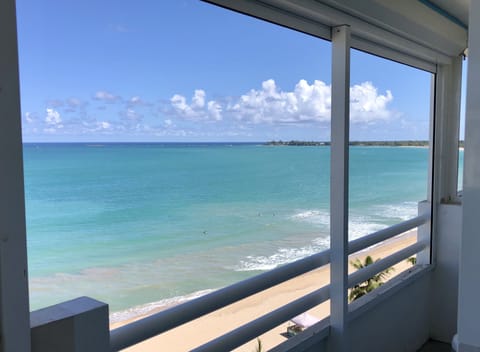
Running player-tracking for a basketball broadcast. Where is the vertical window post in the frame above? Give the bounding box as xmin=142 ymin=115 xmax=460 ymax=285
xmin=330 ymin=25 xmax=350 ymax=352
xmin=0 ymin=0 xmax=31 ymax=351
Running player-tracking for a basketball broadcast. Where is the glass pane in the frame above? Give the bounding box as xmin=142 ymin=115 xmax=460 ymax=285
xmin=347 ymin=49 xmax=432 ymax=301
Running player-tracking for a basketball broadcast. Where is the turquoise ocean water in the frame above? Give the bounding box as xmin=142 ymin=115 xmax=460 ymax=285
xmin=24 ymin=143 xmax=436 ymax=321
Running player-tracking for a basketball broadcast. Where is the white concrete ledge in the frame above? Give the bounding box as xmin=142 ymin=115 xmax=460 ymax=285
xmin=31 ymin=297 xmax=109 ymax=352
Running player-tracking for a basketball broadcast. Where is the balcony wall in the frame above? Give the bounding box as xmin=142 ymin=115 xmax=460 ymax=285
xmin=346 ymin=272 xmax=431 ymax=352
xmin=429 ymin=203 xmax=461 ymax=343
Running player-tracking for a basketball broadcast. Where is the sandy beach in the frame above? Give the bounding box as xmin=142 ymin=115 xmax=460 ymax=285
xmin=111 ymin=230 xmax=417 ymax=351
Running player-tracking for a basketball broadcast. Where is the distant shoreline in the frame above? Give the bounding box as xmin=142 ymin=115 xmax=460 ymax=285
xmin=265 ymin=140 xmax=430 ymax=147
xmin=266 ymin=140 xmax=467 ymax=148
xmin=22 ymin=140 xmax=465 ymax=148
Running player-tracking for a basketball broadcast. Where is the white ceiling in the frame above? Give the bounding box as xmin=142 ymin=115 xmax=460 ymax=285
xmin=429 ymin=0 xmax=469 ymax=27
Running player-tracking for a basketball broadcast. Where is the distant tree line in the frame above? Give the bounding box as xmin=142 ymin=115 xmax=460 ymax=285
xmin=265 ymin=140 xmax=431 ymax=147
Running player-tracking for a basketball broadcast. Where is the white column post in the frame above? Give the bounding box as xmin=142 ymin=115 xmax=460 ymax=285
xmin=0 ymin=1 xmax=31 ymax=351
xmin=457 ymin=1 xmax=480 ymax=351
xmin=433 ymin=57 xmax=462 ymax=203
xmin=422 ymin=56 xmax=463 ymax=267
xmin=329 ymin=25 xmax=350 ymax=352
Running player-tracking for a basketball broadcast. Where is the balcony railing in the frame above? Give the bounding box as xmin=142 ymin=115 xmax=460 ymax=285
xmin=109 ymin=212 xmax=430 ymax=351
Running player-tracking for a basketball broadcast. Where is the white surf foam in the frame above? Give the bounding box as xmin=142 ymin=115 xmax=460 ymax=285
xmin=234 ymin=231 xmax=331 ymax=272
xmin=348 ymin=216 xmax=386 ymax=240
xmin=290 ymin=209 xmax=330 ymax=227
xmin=234 ymin=246 xmax=319 ymax=271
xmin=237 ymin=204 xmax=416 ymax=271
xmin=109 ymin=288 xmax=216 ymax=324
xmin=374 ymin=202 xmax=418 ymax=221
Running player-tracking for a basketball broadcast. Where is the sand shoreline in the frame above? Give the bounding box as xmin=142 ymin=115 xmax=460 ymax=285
xmin=111 ymin=230 xmax=417 ymax=351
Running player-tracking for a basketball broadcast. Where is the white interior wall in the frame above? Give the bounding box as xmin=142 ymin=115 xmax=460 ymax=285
xmin=430 ymin=203 xmax=462 ymax=343
xmin=345 ymin=276 xmax=431 ymax=352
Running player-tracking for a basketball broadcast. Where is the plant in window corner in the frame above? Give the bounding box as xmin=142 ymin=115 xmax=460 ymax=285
xmin=348 ymin=255 xmax=394 ymax=302
xmin=406 ymin=256 xmax=417 ymax=266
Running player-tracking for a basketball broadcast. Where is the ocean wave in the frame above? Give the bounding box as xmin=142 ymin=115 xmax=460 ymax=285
xmin=291 ymin=208 xmax=385 ymax=237
xmin=374 ymin=202 xmax=418 ymax=221
xmin=235 ymin=246 xmax=322 ymax=272
xmin=290 ymin=209 xmax=329 ymax=226
xmin=237 ymin=203 xmax=418 ymax=272
xmin=235 ymin=219 xmax=385 ymax=272
xmin=291 ymin=202 xmax=418 ymax=234
xmin=234 ymin=235 xmax=331 ymax=272
xmin=109 ymin=288 xmax=216 ymax=324
xmin=348 ymin=217 xmax=385 ymax=240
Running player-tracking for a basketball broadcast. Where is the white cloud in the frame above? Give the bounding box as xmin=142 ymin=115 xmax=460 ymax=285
xmin=128 ymin=96 xmax=144 ymax=106
xmin=229 ymin=79 xmax=330 ymax=124
xmin=25 ymin=112 xmax=34 ymax=123
xmin=22 ymin=80 xmax=395 ymax=140
xmin=350 ymin=82 xmax=393 ymax=122
xmin=229 ymin=79 xmax=393 ymax=124
xmin=207 ymin=101 xmax=222 ymax=121
xmin=99 ymin=121 xmax=111 ymax=129
xmin=45 ymin=108 xmax=63 ymax=128
xmin=192 ymin=90 xmax=205 ymax=109
xmin=170 ymin=89 xmax=222 ymax=121
xmin=94 ymin=91 xmax=119 ymax=103
xmin=169 ymin=79 xmax=393 ymax=126
xmin=123 ymin=108 xmax=142 ymax=121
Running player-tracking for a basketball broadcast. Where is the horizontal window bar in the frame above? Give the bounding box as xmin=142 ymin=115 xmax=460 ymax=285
xmin=110 ymin=249 xmax=330 ymax=350
xmin=348 ymin=213 xmax=430 ymax=255
xmin=351 ymin=36 xmax=437 ymax=73
xmin=192 ymin=285 xmax=330 ymax=352
xmin=347 ymin=240 xmax=429 ymax=289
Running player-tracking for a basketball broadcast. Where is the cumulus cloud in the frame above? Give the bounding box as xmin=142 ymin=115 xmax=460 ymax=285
xmin=229 ymin=79 xmax=393 ymax=124
xmin=169 ymin=79 xmax=393 ymax=125
xmin=119 ymin=108 xmax=143 ymax=122
xmin=350 ymin=82 xmax=393 ymax=122
xmin=98 ymin=121 xmax=111 ymax=129
xmin=207 ymin=101 xmax=222 ymax=121
xmin=128 ymin=96 xmax=144 ymax=105
xmin=170 ymin=89 xmax=222 ymax=121
xmin=23 ymin=80 xmax=395 ymax=139
xmin=229 ymin=79 xmax=330 ymax=124
xmin=94 ymin=91 xmax=119 ymax=103
xmin=24 ymin=112 xmax=35 ymax=123
xmin=45 ymin=108 xmax=63 ymax=128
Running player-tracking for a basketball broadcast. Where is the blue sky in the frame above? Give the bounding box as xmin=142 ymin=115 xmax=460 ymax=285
xmin=16 ymin=0 xmax=434 ymax=142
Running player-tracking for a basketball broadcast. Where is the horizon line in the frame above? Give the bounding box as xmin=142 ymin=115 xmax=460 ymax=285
xmin=21 ymin=139 xmax=433 ymax=144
